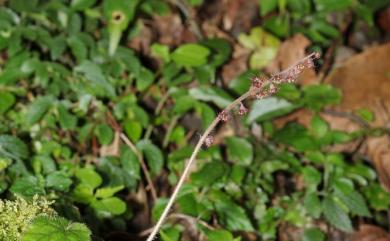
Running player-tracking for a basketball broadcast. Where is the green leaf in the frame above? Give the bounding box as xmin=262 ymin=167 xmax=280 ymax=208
xmin=273 ymin=122 xmax=319 ymax=151
xmin=259 ymin=0 xmax=278 ymax=16
xmin=46 ymin=171 xmax=73 ymax=192
xmin=26 ymin=96 xmax=55 ymax=125
xmin=302 ymin=166 xmax=322 ymax=188
xmin=136 ymin=67 xmax=155 ymax=91
xmin=95 ymin=185 xmax=124 ymax=199
xmin=9 ymin=0 xmax=38 ymax=12
xmin=304 ymin=192 xmax=322 ymax=218
xmin=137 ymin=140 xmax=164 ymax=175
xmin=152 ymin=198 xmax=169 ymax=222
xmin=310 ymin=115 xmax=329 ymax=138
xmin=355 ymin=108 xmax=374 ymax=122
xmin=0 ymin=135 xmax=29 ymax=160
xmin=322 ymin=196 xmax=353 ymax=232
xmin=21 ymin=216 xmax=91 ymax=241
xmin=75 ymin=61 xmax=115 ymax=97
xmin=334 ymin=190 xmax=371 ymax=217
xmin=226 ymin=137 xmax=253 ymax=166
xmin=75 ymin=168 xmax=102 ymax=189
xmin=201 ymin=38 xmax=232 ymax=67
xmin=91 ymin=197 xmax=127 ymax=217
xmin=151 ymin=43 xmax=170 ymax=62
xmin=303 ymin=84 xmax=342 ymax=111
xmin=191 ymin=160 xmax=227 ymax=186
xmin=314 ymin=0 xmax=353 ymax=12
xmin=0 ymin=92 xmax=15 ymax=114
xmin=124 ymin=120 xmax=142 ymax=142
xmin=95 ymin=124 xmax=114 ymax=145
xmin=160 ymin=225 xmax=182 ymax=241
xmin=206 ymin=229 xmax=235 ymax=241
xmin=210 ymin=191 xmax=254 ymax=231
xmin=302 ymin=228 xmax=325 ymax=241
xmin=72 ymin=184 xmax=95 ymax=204
xmin=171 ymin=44 xmax=210 ymax=67
xmin=58 ymin=104 xmax=77 ymax=130
xmin=189 ymin=87 xmax=233 ymax=108
xmin=247 ymin=97 xmax=298 ymax=123
xmin=10 ymin=176 xmax=45 ymax=197
xmin=71 ymin=0 xmax=97 ymax=10
xmin=363 ymin=184 xmax=390 ymax=211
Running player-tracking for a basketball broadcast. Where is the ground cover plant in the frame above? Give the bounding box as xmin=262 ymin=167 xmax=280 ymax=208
xmin=0 ymin=0 xmax=390 ymax=241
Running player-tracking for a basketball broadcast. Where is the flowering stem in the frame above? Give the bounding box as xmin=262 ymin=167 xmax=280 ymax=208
xmin=146 ymin=53 xmax=319 ymax=241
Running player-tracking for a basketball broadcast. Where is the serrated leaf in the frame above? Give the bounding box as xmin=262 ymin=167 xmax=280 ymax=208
xmin=21 ymin=216 xmax=91 ymax=241
xmin=0 ymin=135 xmax=29 ymax=160
xmin=137 ymin=140 xmax=164 ymax=175
xmin=322 ymin=196 xmax=353 ymax=232
xmin=0 ymin=92 xmax=15 ymax=114
xmin=191 ymin=160 xmax=227 ymax=186
xmin=26 ymin=96 xmax=55 ymax=125
xmin=304 ymin=192 xmax=322 ymax=218
xmin=302 ymin=228 xmax=325 ymax=241
xmin=46 ymin=171 xmax=72 ymax=192
xmin=226 ymin=137 xmax=253 ymax=166
xmin=10 ymin=175 xmax=45 ymax=197
xmin=95 ymin=124 xmax=114 ymax=145
xmin=210 ymin=191 xmax=254 ymax=231
xmin=75 ymin=61 xmax=115 ymax=97
xmin=334 ymin=190 xmax=371 ymax=217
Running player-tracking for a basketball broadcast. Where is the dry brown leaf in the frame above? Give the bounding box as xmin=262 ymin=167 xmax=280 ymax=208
xmin=347 ymin=225 xmax=390 ymax=241
xmin=99 ymin=131 xmax=120 ymax=157
xmin=267 ymin=34 xmax=318 ymax=85
xmin=324 ymin=43 xmax=390 ymax=110
xmin=366 ymin=135 xmax=390 ymax=191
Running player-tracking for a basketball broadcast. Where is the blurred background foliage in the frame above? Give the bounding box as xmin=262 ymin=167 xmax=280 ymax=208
xmin=0 ymin=0 xmax=390 ymax=240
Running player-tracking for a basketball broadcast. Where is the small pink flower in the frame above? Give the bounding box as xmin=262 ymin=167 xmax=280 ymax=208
xmin=251 ymin=76 xmax=266 ymax=89
xmin=205 ymin=135 xmax=214 ymax=147
xmin=218 ymin=110 xmax=230 ymax=122
xmin=268 ymin=83 xmax=277 ymax=94
xmin=238 ymin=102 xmax=248 ymax=115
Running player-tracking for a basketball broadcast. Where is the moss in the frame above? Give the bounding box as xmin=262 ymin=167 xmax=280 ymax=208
xmin=0 ymin=195 xmax=55 ymax=241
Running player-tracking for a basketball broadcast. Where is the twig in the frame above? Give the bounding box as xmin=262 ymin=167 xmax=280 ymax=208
xmin=120 ymin=133 xmax=158 ymax=202
xmin=146 ymin=53 xmax=320 ymax=241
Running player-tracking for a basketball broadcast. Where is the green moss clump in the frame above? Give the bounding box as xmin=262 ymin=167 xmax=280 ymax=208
xmin=0 ymin=196 xmax=55 ymax=241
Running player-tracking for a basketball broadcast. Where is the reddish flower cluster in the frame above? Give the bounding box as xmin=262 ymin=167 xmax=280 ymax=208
xmin=251 ymin=52 xmax=320 ymax=98
xmin=238 ymin=102 xmax=248 ymax=115
xmin=205 ymin=135 xmax=214 ymax=147
xmin=218 ymin=110 xmax=231 ymax=122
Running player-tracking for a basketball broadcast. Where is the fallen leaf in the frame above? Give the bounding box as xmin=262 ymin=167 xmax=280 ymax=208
xmin=99 ymin=131 xmax=120 ymax=157
xmin=267 ymin=34 xmax=317 ymax=85
xmin=347 ymin=225 xmax=390 ymax=241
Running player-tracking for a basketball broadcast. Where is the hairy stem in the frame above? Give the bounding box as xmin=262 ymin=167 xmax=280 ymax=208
xmin=146 ymin=53 xmax=319 ymax=241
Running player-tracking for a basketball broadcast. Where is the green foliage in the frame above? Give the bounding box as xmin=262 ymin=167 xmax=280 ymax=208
xmin=0 ymin=0 xmax=388 ymax=240
xmin=0 ymin=196 xmax=55 ymax=241
xmin=21 ymin=216 xmax=91 ymax=241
